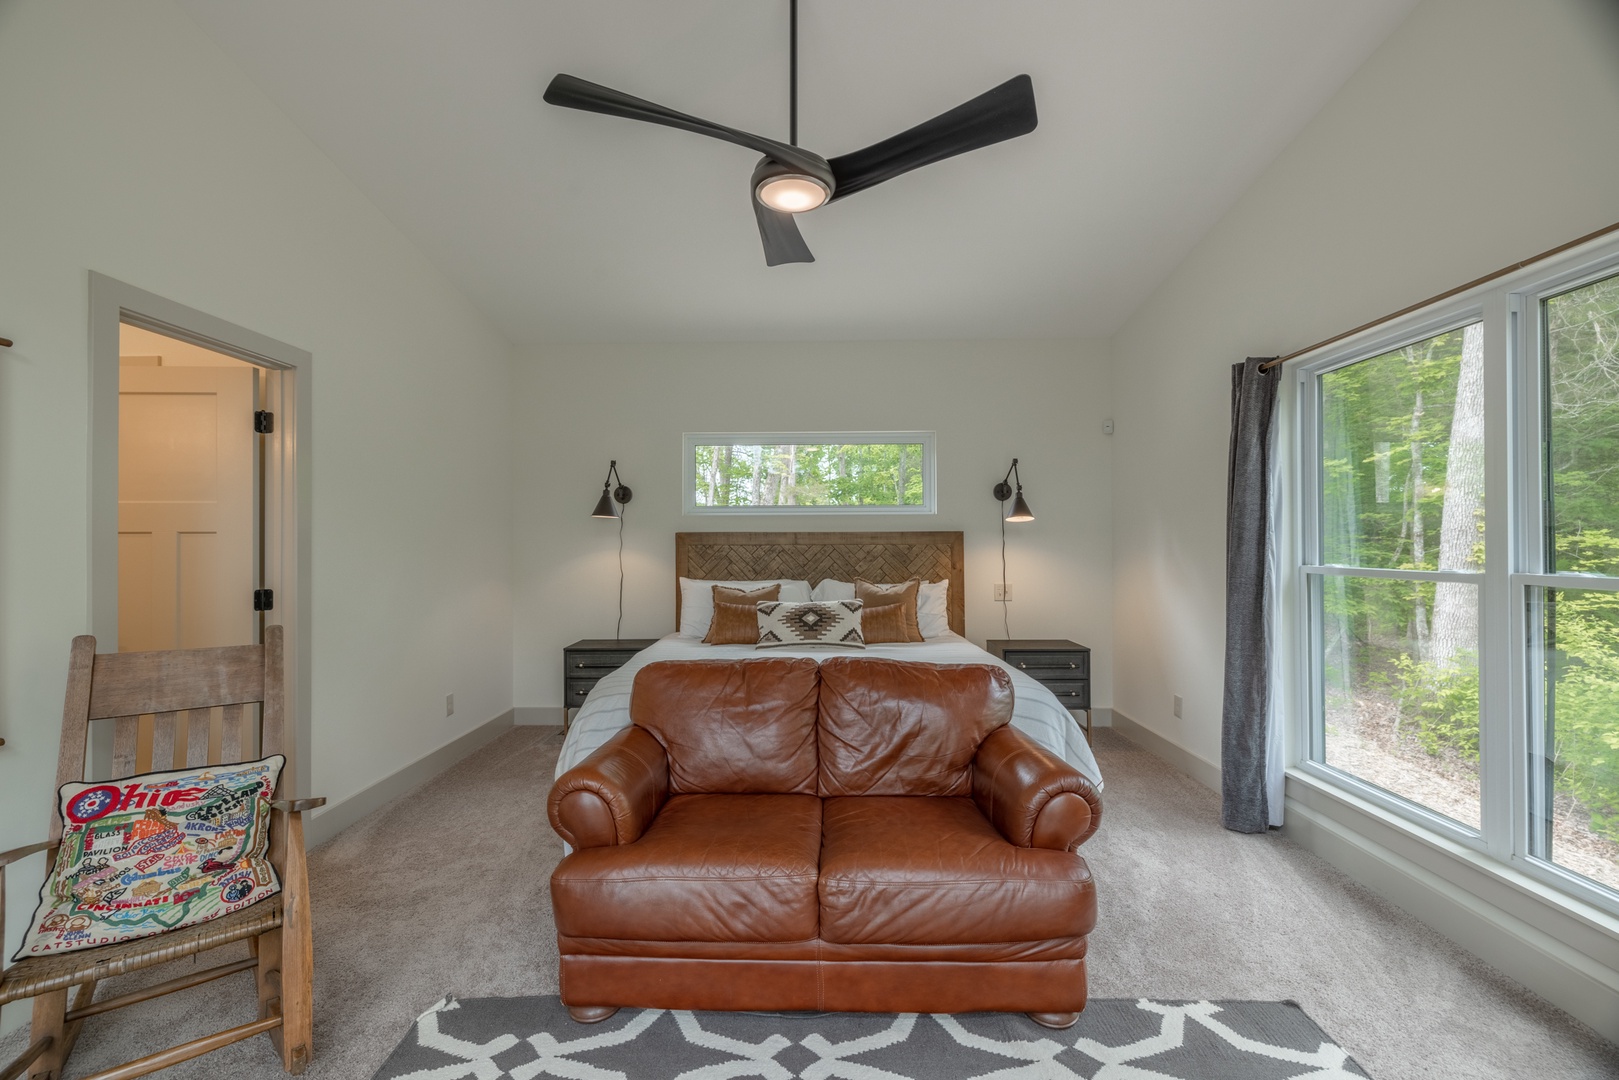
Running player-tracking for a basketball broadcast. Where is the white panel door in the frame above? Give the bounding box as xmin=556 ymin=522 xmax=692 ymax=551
xmin=118 ymin=366 xmax=257 ymax=651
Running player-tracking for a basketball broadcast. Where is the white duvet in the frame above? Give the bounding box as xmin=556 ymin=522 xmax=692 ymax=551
xmin=555 ymin=633 xmax=1102 ymax=790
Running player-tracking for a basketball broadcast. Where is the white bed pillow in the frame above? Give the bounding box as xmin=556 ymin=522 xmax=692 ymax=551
xmin=810 ymin=579 xmax=855 ymax=602
xmin=678 ymin=578 xmax=810 ymax=639
xmin=812 ymin=579 xmax=950 ymax=638
xmin=917 ymin=580 xmax=951 ymax=639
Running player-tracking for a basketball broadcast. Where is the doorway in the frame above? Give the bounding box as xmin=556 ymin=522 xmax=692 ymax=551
xmin=118 ymin=324 xmax=262 ymax=652
xmin=89 ymin=274 xmax=314 ymax=796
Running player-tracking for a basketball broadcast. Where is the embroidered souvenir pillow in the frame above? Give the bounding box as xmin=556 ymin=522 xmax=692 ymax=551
xmin=757 ymin=600 xmax=865 ymax=649
xmin=13 ymin=756 xmax=284 ymax=961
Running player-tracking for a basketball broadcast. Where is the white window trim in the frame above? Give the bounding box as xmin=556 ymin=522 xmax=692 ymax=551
xmin=1280 ymin=230 xmax=1619 ymax=921
xmin=682 ymin=431 xmax=937 ymax=515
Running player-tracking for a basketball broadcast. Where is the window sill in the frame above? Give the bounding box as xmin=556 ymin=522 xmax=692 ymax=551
xmin=1284 ymin=766 xmax=1619 ymax=954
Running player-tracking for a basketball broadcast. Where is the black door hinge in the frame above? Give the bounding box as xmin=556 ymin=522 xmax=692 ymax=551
xmin=253 ymin=588 xmax=274 ymax=612
xmin=254 ymin=411 xmax=275 ymax=434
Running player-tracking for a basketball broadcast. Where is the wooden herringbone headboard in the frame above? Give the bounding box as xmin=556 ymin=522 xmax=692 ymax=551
xmin=675 ymin=531 xmax=965 ymax=636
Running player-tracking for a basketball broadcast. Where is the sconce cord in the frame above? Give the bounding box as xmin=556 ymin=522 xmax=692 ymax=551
xmin=617 ymin=503 xmax=626 ymax=641
xmin=1001 ymin=510 xmax=1010 ymax=638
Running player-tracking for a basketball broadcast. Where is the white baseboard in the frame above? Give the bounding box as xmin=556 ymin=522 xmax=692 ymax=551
xmin=514 ymin=706 xmax=564 ymax=727
xmin=1284 ymin=775 xmax=1619 ymax=1044
xmin=1108 ymin=710 xmax=1220 ymax=792
xmin=304 ymin=708 xmax=515 ymax=848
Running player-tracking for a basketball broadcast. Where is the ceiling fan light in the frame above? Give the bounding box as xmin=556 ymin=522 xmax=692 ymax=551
xmin=755 ymin=174 xmax=829 ymax=214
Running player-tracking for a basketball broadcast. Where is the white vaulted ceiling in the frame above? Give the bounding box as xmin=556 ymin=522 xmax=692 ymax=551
xmin=178 ymin=0 xmax=1418 ymax=344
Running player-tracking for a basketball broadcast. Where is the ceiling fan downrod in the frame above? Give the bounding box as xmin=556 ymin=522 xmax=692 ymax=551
xmin=789 ymin=0 xmax=798 ymax=147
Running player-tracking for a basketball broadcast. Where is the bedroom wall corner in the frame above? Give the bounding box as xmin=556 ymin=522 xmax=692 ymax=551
xmin=511 ymin=339 xmax=1115 ymax=718
xmin=1106 ymin=0 xmax=1619 ymax=768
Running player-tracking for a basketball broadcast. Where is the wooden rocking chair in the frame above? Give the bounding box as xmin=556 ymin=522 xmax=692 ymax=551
xmin=0 ymin=625 xmax=324 ymax=1080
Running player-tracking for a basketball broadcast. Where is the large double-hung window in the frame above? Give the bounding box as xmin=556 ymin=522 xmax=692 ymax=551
xmin=1294 ymin=235 xmax=1619 ymax=909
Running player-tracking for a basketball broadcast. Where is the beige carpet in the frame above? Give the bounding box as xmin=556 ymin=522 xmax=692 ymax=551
xmin=2 ymin=726 xmax=1614 ymax=1078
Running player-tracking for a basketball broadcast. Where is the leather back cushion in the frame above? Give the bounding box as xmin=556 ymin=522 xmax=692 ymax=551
xmin=631 ymin=659 xmax=820 ymax=794
xmin=817 ymin=658 xmax=1013 ymax=796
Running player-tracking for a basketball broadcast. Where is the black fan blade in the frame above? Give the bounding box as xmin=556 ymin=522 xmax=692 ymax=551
xmin=545 ymin=73 xmax=832 ymax=183
xmin=827 ymin=74 xmax=1036 ymax=201
xmin=752 ymin=198 xmax=814 ymax=266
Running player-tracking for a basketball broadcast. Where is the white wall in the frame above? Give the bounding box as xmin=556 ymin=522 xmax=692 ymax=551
xmin=513 ymin=340 xmax=1113 ymax=716
xmin=0 ymin=0 xmax=515 ymax=1032
xmin=1110 ymin=0 xmax=1619 ymax=766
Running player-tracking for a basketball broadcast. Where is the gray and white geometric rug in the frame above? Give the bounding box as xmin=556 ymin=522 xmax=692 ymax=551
xmin=372 ymin=994 xmax=1371 ymax=1079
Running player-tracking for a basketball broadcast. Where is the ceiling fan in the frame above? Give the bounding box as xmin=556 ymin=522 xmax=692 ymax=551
xmin=542 ymin=1 xmax=1037 ymax=266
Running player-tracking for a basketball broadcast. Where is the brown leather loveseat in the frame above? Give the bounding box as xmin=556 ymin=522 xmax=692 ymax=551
xmin=547 ymin=656 xmax=1102 ymax=1028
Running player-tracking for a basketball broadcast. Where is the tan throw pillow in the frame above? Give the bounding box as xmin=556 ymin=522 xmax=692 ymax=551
xmin=860 ymin=602 xmax=913 ymax=645
xmin=854 ymin=579 xmax=924 ymax=643
xmin=703 ymin=584 xmax=780 ymax=644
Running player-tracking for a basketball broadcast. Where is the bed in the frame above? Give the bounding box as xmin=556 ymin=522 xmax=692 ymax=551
xmin=554 ymin=531 xmax=1102 ymax=790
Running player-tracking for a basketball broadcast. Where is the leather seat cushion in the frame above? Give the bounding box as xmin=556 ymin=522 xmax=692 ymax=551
xmin=818 ymin=796 xmax=1095 ymax=946
xmin=552 ymin=793 xmax=821 ymax=942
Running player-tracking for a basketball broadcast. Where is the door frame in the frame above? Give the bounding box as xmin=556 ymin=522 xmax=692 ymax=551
xmin=89 ymin=272 xmax=314 ymax=797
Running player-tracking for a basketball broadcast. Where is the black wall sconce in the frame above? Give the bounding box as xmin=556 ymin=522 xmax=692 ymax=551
xmin=592 ymin=460 xmax=632 ymax=639
xmin=591 ymin=460 xmax=633 ymax=519
xmin=993 ymin=458 xmax=1035 ymax=522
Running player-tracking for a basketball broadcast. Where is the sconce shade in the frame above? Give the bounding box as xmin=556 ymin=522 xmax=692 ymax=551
xmin=591 ymin=459 xmax=632 ymax=519
xmin=994 ymin=458 xmax=1035 ymax=522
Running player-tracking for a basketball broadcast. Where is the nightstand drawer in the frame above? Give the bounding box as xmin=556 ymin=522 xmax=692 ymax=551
xmin=565 ymin=678 xmax=603 ymax=703
xmin=1002 ymin=651 xmax=1088 ymax=676
xmin=566 ymin=651 xmax=640 ymax=674
xmin=1035 ymin=681 xmax=1090 ymax=708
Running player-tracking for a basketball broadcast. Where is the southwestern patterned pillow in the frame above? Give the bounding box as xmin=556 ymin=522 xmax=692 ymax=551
xmin=757 ymin=600 xmax=866 ymax=649
xmin=12 ymin=756 xmax=284 ymax=961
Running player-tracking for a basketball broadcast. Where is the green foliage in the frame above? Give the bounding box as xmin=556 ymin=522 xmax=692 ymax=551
xmin=1544 ymin=566 xmax=1619 ymax=843
xmin=1389 ymin=652 xmax=1480 ymax=760
xmin=1318 ymin=274 xmax=1619 ymax=856
xmin=1320 ymin=326 xmax=1469 ymax=572
xmin=1548 ymin=277 xmax=1619 ymax=575
xmin=693 ymin=442 xmax=924 ymax=507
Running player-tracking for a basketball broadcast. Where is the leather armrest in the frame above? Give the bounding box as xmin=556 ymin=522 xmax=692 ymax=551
xmin=972 ymin=726 xmax=1102 ymax=851
xmin=548 ymin=726 xmax=669 ymax=849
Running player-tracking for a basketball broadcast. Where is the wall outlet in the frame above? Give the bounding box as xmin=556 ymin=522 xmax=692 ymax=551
xmin=1173 ymin=694 xmax=1183 ymax=719
xmin=1103 ymin=418 xmax=1115 ymax=435
xmin=994 ymin=583 xmax=1012 ymax=602
xmin=445 ymin=693 xmax=455 ymax=717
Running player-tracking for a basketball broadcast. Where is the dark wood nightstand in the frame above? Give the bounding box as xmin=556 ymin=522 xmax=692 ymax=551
xmin=563 ymin=639 xmax=657 ymax=729
xmin=985 ymin=639 xmax=1092 ymax=741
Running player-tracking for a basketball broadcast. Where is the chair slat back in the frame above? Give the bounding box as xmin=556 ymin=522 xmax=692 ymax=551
xmin=50 ymin=627 xmax=288 ymax=843
xmin=185 ymin=709 xmax=211 ymax=768
xmin=86 ymin=644 xmax=265 ymax=718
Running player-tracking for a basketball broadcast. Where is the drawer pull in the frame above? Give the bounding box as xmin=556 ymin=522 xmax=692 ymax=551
xmin=574 ymin=689 xmax=589 ymax=697
xmin=1018 ymin=662 xmax=1027 ymax=669
xmin=1069 ymin=662 xmax=1076 ymax=669
xmin=574 ymin=663 xmax=587 ymax=668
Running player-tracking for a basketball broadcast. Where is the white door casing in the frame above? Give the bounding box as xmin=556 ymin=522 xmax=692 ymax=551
xmin=90 ymin=273 xmax=313 ymax=797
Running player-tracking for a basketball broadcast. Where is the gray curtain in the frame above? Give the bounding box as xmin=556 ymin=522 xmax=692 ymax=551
xmin=1222 ymin=356 xmax=1282 ymax=832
